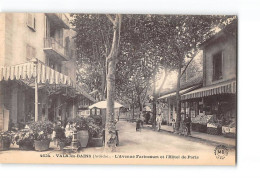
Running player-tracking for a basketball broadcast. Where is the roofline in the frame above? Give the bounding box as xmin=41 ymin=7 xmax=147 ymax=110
xmin=200 ymin=20 xmax=237 ymax=48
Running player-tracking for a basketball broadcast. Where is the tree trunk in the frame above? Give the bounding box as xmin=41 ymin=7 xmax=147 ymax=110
xmin=132 ymin=91 xmax=135 ymax=121
xmin=105 ymin=14 xmax=122 ymax=152
xmin=106 ymin=57 xmax=117 ymax=151
xmin=152 ymin=73 xmax=157 ymax=129
xmin=152 ymin=97 xmax=157 ymax=129
xmin=175 ymin=63 xmax=182 ymax=132
xmin=101 ymin=65 xmax=106 ymax=100
xmin=138 ymin=94 xmax=143 ymax=112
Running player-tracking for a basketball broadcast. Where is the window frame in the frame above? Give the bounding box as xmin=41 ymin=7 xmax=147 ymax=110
xmin=212 ymin=51 xmax=223 ymax=81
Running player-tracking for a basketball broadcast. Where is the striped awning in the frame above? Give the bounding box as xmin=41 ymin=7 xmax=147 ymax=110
xmin=0 ymin=62 xmax=96 ymax=102
xmin=181 ymin=79 xmax=236 ymax=100
xmin=158 ymin=84 xmax=202 ymax=100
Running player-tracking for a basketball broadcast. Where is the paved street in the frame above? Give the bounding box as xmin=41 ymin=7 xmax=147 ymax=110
xmin=82 ymin=120 xmax=235 ymax=161
xmin=115 ymin=121 xmax=235 ymax=153
xmin=0 ymin=120 xmax=235 ymax=164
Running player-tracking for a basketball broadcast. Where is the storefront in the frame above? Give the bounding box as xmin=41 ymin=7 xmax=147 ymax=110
xmin=158 ymin=84 xmax=202 ymax=125
xmin=181 ymin=79 xmax=236 ymax=136
xmin=0 ymin=61 xmax=95 ymax=131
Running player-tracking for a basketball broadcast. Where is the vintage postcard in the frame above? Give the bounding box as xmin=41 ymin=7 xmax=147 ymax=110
xmin=0 ymin=13 xmax=237 ymax=165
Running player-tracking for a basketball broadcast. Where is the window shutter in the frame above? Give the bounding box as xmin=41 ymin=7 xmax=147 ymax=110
xmin=27 ymin=13 xmax=36 ymax=31
xmin=27 ymin=13 xmax=32 ymax=27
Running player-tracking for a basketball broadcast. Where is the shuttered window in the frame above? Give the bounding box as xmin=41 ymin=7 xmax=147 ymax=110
xmin=213 ymin=51 xmax=223 ymax=81
xmin=27 ymin=13 xmax=36 ymax=31
xmin=26 ymin=44 xmax=36 ymax=61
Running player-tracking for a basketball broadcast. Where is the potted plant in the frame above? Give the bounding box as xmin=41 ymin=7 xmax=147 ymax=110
xmin=70 ymin=117 xmax=90 ymax=148
xmin=57 ymin=136 xmax=72 ymax=150
xmin=85 ymin=116 xmax=103 ymax=147
xmin=14 ymin=129 xmax=35 ymax=150
xmin=0 ymin=131 xmax=14 ymax=151
xmin=28 ymin=121 xmax=54 ymax=151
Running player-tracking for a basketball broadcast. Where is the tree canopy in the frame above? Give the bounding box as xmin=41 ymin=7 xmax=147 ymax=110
xmin=71 ymin=14 xmax=236 ymax=106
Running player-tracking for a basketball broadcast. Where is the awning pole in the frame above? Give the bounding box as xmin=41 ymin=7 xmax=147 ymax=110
xmin=32 ymin=58 xmax=39 ymax=122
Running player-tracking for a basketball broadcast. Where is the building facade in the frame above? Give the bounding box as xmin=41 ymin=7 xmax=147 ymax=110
xmin=0 ymin=13 xmax=95 ymax=131
xmin=181 ymin=21 xmax=237 ymax=135
xmin=158 ymin=74 xmax=203 ymax=125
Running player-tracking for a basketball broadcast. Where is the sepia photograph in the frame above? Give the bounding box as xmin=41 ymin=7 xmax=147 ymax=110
xmin=0 ymin=13 xmax=237 ymax=165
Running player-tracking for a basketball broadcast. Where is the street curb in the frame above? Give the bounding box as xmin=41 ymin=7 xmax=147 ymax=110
xmin=142 ymin=125 xmax=236 ymax=149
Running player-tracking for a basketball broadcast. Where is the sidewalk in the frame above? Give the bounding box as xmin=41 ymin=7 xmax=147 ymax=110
xmin=148 ymin=124 xmax=236 ymax=148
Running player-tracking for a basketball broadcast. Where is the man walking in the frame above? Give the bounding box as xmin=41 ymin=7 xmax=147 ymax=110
xmin=156 ymin=113 xmax=162 ymax=132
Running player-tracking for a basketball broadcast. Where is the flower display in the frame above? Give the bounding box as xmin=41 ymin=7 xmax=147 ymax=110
xmin=68 ymin=116 xmax=102 ymax=138
xmin=0 ymin=131 xmax=15 ymax=144
xmin=28 ymin=121 xmax=54 ymax=141
xmin=13 ymin=129 xmax=34 ymax=146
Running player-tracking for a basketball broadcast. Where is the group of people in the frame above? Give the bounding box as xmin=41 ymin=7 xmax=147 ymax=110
xmin=52 ymin=120 xmax=76 ymax=146
xmin=136 ymin=110 xmax=191 ymax=135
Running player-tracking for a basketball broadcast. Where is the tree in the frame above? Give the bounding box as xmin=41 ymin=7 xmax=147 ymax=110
xmin=71 ymin=14 xmax=114 ymax=100
xmin=105 ymin=14 xmax=122 ymax=151
xmin=71 ymin=14 xmax=122 ymax=151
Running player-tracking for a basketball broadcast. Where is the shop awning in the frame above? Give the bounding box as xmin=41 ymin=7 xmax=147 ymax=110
xmin=181 ymin=79 xmax=236 ymax=100
xmin=158 ymin=84 xmax=202 ymax=100
xmin=0 ymin=62 xmax=96 ymax=102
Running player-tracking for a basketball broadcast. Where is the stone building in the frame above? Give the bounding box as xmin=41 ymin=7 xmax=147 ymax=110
xmin=0 ymin=13 xmax=95 ymax=131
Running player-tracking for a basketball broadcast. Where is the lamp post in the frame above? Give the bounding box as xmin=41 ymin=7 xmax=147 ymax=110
xmin=31 ymin=58 xmax=39 ymax=122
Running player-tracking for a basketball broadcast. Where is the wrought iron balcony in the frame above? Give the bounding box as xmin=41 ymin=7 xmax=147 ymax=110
xmin=45 ymin=13 xmax=70 ymax=29
xmin=44 ymin=38 xmax=69 ymax=61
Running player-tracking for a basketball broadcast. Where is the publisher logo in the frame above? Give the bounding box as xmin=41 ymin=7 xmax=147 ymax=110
xmin=214 ymin=145 xmax=228 ymax=159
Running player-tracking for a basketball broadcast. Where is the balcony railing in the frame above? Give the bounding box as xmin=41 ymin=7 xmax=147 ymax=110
xmin=44 ymin=38 xmax=69 ymax=61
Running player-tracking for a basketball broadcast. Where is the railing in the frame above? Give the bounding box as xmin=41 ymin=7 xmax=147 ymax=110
xmin=44 ymin=38 xmax=69 ymax=60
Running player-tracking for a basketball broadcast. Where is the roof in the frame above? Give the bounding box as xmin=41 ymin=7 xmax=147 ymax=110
xmin=200 ymin=20 xmax=237 ymax=48
xmin=158 ymin=73 xmax=203 ymax=98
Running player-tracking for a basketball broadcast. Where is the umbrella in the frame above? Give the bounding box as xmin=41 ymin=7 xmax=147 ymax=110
xmin=89 ymin=100 xmax=123 ymax=109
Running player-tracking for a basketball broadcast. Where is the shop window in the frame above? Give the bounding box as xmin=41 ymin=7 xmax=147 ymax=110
xmin=27 ymin=13 xmax=36 ymax=31
xmin=213 ymin=51 xmax=223 ymax=81
xmin=26 ymin=44 xmax=36 ymax=61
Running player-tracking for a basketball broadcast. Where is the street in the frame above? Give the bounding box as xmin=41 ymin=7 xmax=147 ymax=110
xmin=0 ymin=120 xmax=235 ymax=164
xmin=115 ymin=120 xmax=235 ymax=153
xmin=81 ymin=120 xmax=235 ymax=161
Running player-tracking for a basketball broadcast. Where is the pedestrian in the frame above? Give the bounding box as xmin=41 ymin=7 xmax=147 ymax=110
xmin=156 ymin=113 xmax=162 ymax=131
xmin=136 ymin=113 xmax=143 ymax=132
xmin=184 ymin=114 xmax=191 ymax=135
xmin=172 ymin=118 xmax=176 ymax=133
xmin=52 ymin=120 xmax=65 ymax=147
xmin=140 ymin=112 xmax=145 ymax=127
xmin=65 ymin=121 xmax=74 ymax=138
xmin=145 ymin=112 xmax=150 ymax=124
